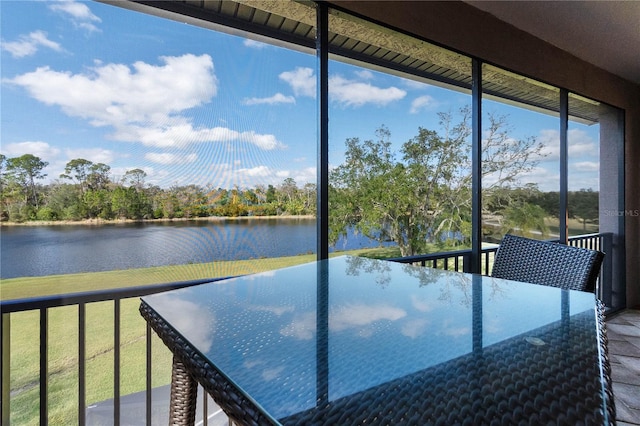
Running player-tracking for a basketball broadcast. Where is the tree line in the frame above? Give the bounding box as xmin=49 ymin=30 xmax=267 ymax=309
xmin=1 ymin=107 xmax=599 ymax=258
xmin=0 ymin=155 xmax=316 ymax=222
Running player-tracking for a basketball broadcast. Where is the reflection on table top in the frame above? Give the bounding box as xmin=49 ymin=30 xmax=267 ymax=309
xmin=141 ymin=255 xmax=609 ymax=425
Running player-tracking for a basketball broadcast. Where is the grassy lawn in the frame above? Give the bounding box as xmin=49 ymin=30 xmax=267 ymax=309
xmin=545 ymin=217 xmax=599 ymax=237
xmin=3 ymin=248 xmax=401 ymax=423
xmin=7 ymin=300 xmax=171 ymax=425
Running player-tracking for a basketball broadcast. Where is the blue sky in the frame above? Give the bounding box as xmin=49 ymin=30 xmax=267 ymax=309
xmin=1 ymin=0 xmax=599 ymax=191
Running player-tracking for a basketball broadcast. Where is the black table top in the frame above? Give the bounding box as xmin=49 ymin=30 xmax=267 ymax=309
xmin=140 ymin=255 xmax=613 ymax=425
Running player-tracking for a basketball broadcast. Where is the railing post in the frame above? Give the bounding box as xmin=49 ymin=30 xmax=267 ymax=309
xmin=114 ymin=300 xmax=120 ymax=426
xmin=600 ymin=233 xmax=614 ymax=307
xmin=559 ymin=89 xmax=569 ymax=245
xmin=40 ymin=308 xmax=48 ymax=424
xmin=146 ymin=323 xmax=152 ymax=425
xmin=2 ymin=313 xmax=10 ymax=425
xmin=463 ymin=251 xmax=472 ymax=274
xmin=79 ymin=303 xmax=86 ymax=426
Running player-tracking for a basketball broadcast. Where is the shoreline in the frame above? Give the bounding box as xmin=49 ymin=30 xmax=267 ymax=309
xmin=0 ymin=214 xmax=316 ymax=227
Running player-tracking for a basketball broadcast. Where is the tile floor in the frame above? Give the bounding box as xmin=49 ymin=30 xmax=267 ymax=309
xmin=606 ymin=309 xmax=640 ymax=425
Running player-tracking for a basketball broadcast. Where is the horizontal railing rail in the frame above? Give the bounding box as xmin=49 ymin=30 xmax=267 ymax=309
xmin=387 ymin=233 xmax=613 ymax=305
xmin=386 ymin=246 xmax=499 ymax=274
xmin=0 ymin=278 xmax=235 ymax=314
xmin=1 ymin=232 xmax=613 ymax=425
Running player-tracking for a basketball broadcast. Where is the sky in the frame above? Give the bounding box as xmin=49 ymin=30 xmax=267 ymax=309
xmin=1 ymin=0 xmax=600 ymax=192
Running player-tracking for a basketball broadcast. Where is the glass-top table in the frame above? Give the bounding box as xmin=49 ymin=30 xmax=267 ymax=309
xmin=140 ymin=255 xmax=615 ymax=425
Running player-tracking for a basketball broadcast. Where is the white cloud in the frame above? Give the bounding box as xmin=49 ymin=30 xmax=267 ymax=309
xmin=261 ymin=366 xmax=285 ymax=381
xmin=147 ymin=294 xmax=214 ymax=352
xmin=244 ymin=166 xmax=314 ymax=186
xmin=49 ymin=0 xmax=102 ymax=33
xmin=1 ymin=141 xmax=60 ymax=159
xmin=572 ymin=161 xmax=599 ymax=172
xmin=439 ymin=319 xmax=470 ymax=338
xmin=280 ymin=312 xmax=316 ymax=340
xmin=64 ymin=148 xmax=115 ymax=165
xmin=243 ymin=93 xmax=295 ymax=105
xmin=441 ymin=325 xmax=470 ymax=338
xmin=536 ymin=129 xmax=560 ymax=159
xmin=111 ymin=122 xmax=284 ymax=150
xmin=329 ymin=75 xmax=406 ymax=107
xmin=206 ymin=163 xmax=315 ymax=188
xmin=1 ymin=31 xmax=63 ymax=58
xmin=354 ymin=69 xmax=374 ymax=80
xmin=330 ymin=303 xmax=406 ymax=332
xmin=291 ymin=167 xmax=316 ymax=185
xmin=411 ymin=295 xmax=434 ymax=312
xmin=401 ymin=318 xmax=429 ymax=339
xmin=536 ymin=128 xmax=598 ymax=160
xmin=520 ymin=166 xmax=560 ymax=190
xmin=410 ymin=95 xmax=436 ymax=114
xmin=243 ymin=39 xmax=268 ymax=49
xmin=145 ymin=152 xmax=197 ymax=165
xmin=483 ymin=164 xmax=560 ymax=191
xmin=279 ymin=67 xmax=406 ymax=107
xmin=402 ymin=78 xmax=432 ymax=90
xmin=239 ymin=131 xmax=285 ymax=150
xmin=110 ymin=165 xmax=154 ymax=183
xmin=237 ymin=165 xmax=272 ymax=177
xmin=249 ymin=303 xmax=293 ymax=316
xmin=279 ymin=67 xmax=316 ymax=98
xmin=5 ymin=54 xmax=284 ymax=152
xmin=568 ymin=128 xmax=598 ymax=157
xmin=7 ymin=54 xmax=217 ymax=126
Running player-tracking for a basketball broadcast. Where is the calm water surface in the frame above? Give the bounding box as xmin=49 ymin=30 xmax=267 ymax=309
xmin=1 ymin=219 xmax=387 ymax=278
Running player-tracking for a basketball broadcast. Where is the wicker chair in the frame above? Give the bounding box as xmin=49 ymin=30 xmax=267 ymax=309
xmin=491 ymin=234 xmax=605 ymax=292
xmin=596 ymin=298 xmax=618 ymax=424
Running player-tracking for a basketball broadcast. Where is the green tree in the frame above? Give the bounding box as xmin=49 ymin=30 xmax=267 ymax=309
xmin=502 ymin=201 xmax=549 ymax=237
xmin=46 ymin=182 xmax=84 ymax=220
xmin=123 ymin=168 xmax=147 ymax=190
xmin=569 ymin=189 xmax=599 ymax=231
xmin=217 ymin=187 xmax=247 ymax=217
xmin=330 ymin=109 xmax=545 ymax=256
xmin=330 ymin=119 xmax=471 ymax=256
xmin=266 ymin=184 xmax=277 ymax=203
xmin=60 ymin=158 xmax=93 ymax=193
xmin=111 ymin=186 xmax=129 ymax=219
xmin=84 ymin=189 xmax=112 ymax=219
xmin=0 ymin=154 xmax=8 ymax=220
xmin=531 ymin=190 xmax=560 ymax=217
xmin=5 ymin=154 xmax=49 ymax=211
xmin=244 ymin=189 xmax=258 ymax=206
xmin=86 ymin=163 xmax=111 ymax=191
xmin=0 ymin=154 xmax=6 ymax=192
xmin=302 ymin=183 xmax=317 ymax=214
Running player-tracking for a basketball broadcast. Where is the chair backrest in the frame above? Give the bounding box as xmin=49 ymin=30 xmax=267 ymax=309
xmin=491 ymin=234 xmax=605 ymax=292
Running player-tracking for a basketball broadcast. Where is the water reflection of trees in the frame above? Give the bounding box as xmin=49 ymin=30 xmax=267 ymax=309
xmin=343 ymin=256 xmax=513 ymax=307
xmin=344 ymin=255 xmax=394 ymax=288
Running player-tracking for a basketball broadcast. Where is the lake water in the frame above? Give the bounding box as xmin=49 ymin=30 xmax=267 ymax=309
xmin=0 ymin=218 xmax=389 ymax=279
